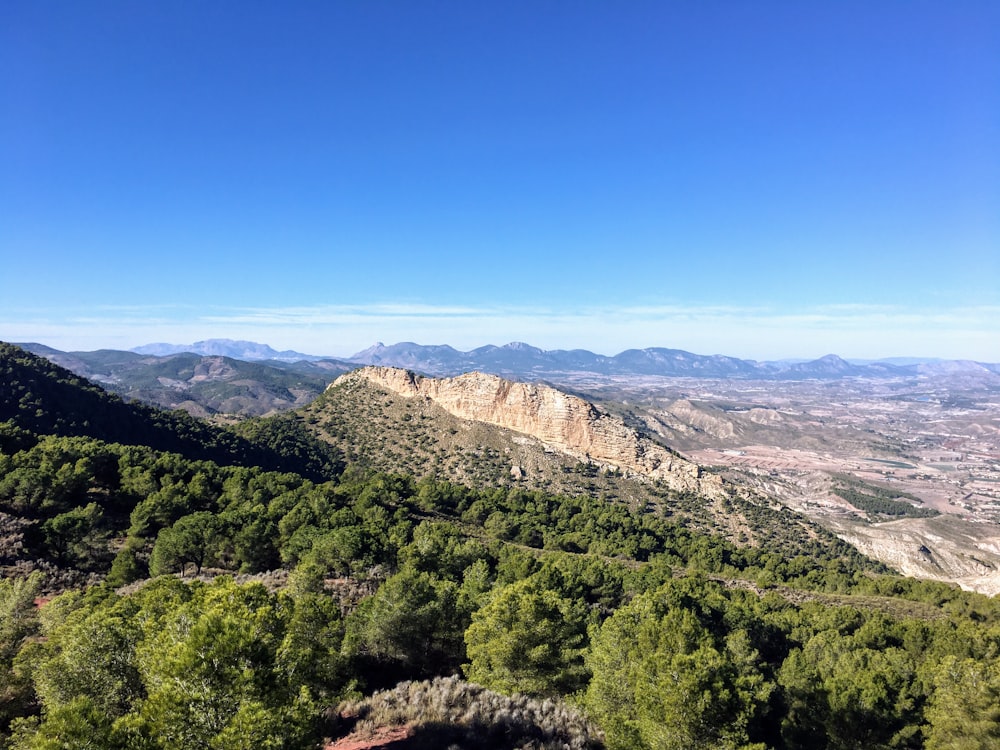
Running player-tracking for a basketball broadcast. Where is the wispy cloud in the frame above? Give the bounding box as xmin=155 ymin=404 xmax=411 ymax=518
xmin=2 ymin=303 xmax=998 ymax=361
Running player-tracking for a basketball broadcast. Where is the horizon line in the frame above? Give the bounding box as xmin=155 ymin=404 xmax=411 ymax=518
xmin=8 ymin=337 xmax=994 ymax=368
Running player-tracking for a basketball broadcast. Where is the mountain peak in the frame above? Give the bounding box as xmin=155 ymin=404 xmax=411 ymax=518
xmin=131 ymin=339 xmax=321 ymax=362
xmin=502 ymin=341 xmax=540 ymax=352
xmin=351 ymin=342 xmax=389 ymax=358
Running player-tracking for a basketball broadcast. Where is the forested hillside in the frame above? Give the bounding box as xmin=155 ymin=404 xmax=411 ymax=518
xmin=0 ymin=343 xmax=343 ymax=482
xmin=1 ymin=342 xmax=999 ymax=749
xmin=15 ymin=343 xmax=349 ymax=418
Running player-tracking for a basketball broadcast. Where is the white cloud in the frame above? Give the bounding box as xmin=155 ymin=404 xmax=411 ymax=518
xmin=2 ymin=303 xmax=998 ymax=362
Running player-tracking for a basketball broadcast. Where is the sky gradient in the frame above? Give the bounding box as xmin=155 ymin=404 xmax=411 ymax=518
xmin=2 ymin=2 xmax=998 ymax=360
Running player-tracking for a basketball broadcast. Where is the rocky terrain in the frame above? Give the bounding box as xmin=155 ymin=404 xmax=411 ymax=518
xmin=558 ymin=374 xmax=1000 ymax=595
xmin=337 ymin=367 xmax=718 ymax=498
xmin=831 ymin=515 xmax=1000 ymax=596
xmin=325 ymin=366 xmax=1000 ymax=595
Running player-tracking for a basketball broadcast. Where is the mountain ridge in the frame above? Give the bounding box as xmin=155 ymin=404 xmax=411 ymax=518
xmin=307 ymin=363 xmax=838 ymax=557
xmin=334 ymin=366 xmax=721 ymax=499
xmin=343 ymin=341 xmax=1000 ymax=381
xmin=19 ymin=340 xmax=1000 ymax=428
xmin=96 ymin=337 xmax=1000 ymax=381
xmin=14 ymin=343 xmax=351 ymax=418
xmin=0 ymin=342 xmax=342 ymax=481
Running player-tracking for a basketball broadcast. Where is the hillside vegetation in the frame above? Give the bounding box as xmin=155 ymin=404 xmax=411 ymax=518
xmin=0 ymin=343 xmax=342 ymax=482
xmin=302 ymin=372 xmax=852 ymax=561
xmin=830 ymin=474 xmax=939 ymax=521
xmin=1 ymin=343 xmax=999 ymax=749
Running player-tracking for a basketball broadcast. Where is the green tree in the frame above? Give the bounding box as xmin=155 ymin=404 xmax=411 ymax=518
xmin=400 ymin=521 xmax=485 ymax=580
xmin=131 ymin=579 xmax=312 ymax=749
xmin=27 ymin=591 xmax=144 ymax=722
xmin=777 ymin=626 xmax=920 ymax=749
xmin=585 ymin=582 xmax=775 ymax=750
xmin=105 ymin=540 xmax=147 ymax=587
xmin=0 ymin=574 xmax=43 ymax=732
xmin=344 ymin=566 xmax=464 ymax=682
xmin=148 ymin=512 xmax=220 ymax=576
xmin=464 ymin=576 xmax=589 ymax=697
xmin=41 ymin=502 xmax=104 ymax=567
xmin=275 ymin=591 xmax=347 ymax=700
xmin=924 ymin=655 xmax=1000 ymax=750
xmin=8 ymin=696 xmax=117 ymax=750
xmin=8 ymin=577 xmax=331 ymax=750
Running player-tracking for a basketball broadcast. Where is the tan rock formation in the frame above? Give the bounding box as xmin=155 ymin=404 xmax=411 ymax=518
xmin=831 ymin=515 xmax=1000 ymax=596
xmin=333 ymin=367 xmax=724 ymax=497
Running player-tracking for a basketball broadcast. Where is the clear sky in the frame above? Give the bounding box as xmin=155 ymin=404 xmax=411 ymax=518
xmin=2 ymin=2 xmax=998 ymax=360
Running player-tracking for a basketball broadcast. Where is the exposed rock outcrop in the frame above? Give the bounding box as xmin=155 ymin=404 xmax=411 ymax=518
xmin=333 ymin=367 xmax=724 ymax=497
xmin=832 ymin=515 xmax=1000 ymax=596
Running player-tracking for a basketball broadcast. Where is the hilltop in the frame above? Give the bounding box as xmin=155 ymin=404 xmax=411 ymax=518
xmin=337 ymin=366 xmax=715 ymax=496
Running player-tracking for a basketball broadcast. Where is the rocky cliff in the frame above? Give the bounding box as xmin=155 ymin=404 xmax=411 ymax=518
xmin=333 ymin=367 xmax=723 ymax=497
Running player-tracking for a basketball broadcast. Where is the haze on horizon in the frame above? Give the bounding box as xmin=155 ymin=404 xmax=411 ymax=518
xmin=2 ymin=3 xmax=998 ymax=362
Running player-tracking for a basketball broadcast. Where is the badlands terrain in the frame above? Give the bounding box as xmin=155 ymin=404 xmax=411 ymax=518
xmin=309 ymin=364 xmax=1000 ymax=594
xmin=551 ymin=371 xmax=1000 ymax=594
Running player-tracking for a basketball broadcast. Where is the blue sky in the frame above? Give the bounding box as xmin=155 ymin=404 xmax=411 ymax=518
xmin=2 ymin=2 xmax=998 ymax=360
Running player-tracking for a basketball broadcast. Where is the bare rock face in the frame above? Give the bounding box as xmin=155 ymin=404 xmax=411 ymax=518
xmin=832 ymin=515 xmax=1000 ymax=596
xmin=665 ymin=400 xmax=737 ymax=439
xmin=333 ymin=367 xmax=723 ymax=497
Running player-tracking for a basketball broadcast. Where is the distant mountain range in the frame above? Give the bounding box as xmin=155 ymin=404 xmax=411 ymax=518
xmin=13 ymin=340 xmax=1000 ymax=398
xmin=344 ymin=341 xmax=1000 ymax=381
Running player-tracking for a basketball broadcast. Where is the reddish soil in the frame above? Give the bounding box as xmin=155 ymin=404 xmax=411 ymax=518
xmin=324 ymin=725 xmax=413 ymax=750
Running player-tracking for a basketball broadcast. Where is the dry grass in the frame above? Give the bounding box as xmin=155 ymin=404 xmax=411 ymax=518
xmin=333 ymin=675 xmax=603 ymax=750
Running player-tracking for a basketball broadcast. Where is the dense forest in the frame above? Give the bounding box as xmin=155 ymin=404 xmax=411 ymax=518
xmin=1 ymin=343 xmax=999 ymax=749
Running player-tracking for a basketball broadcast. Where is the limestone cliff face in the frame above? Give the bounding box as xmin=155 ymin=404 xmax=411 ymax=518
xmin=333 ymin=366 xmax=722 ymax=496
